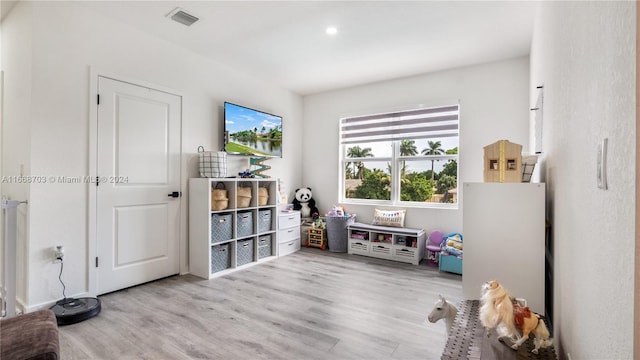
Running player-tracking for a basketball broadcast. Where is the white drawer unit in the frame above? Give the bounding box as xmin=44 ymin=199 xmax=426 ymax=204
xmin=347 ymin=222 xmax=425 ymax=265
xmin=279 ymin=239 xmax=300 ymax=257
xmin=279 ymin=212 xmax=300 ymax=229
xmin=278 ymin=211 xmax=301 ymax=256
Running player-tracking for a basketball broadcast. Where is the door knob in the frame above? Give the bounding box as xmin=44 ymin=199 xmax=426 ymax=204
xmin=168 ymin=191 xmax=181 ymax=198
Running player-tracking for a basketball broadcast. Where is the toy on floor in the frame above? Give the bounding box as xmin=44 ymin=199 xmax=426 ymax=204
xmin=479 ymin=280 xmax=554 ymax=355
xmin=427 ymin=295 xmax=458 ymax=339
xmin=479 ymin=280 xmax=517 ymax=341
xmin=510 ymin=300 xmax=554 ymax=354
xmin=307 ymin=228 xmax=326 ymax=250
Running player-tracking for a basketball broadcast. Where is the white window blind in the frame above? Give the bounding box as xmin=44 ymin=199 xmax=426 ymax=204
xmin=340 ymin=104 xmax=459 ymax=145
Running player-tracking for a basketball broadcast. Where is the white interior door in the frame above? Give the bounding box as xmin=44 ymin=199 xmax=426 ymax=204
xmin=96 ymin=77 xmax=181 ymax=295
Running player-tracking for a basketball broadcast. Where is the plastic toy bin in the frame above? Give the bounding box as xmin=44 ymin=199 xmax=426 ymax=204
xmin=439 ymin=253 xmax=462 ymax=275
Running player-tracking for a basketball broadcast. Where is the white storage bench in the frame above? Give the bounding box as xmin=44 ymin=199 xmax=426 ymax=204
xmin=347 ymin=222 xmax=425 ymax=265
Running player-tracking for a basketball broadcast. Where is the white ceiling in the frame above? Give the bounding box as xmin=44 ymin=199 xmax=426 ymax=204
xmin=78 ymin=1 xmax=536 ymax=95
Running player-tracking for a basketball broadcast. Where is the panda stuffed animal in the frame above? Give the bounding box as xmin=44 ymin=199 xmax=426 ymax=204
xmin=292 ymin=187 xmax=319 ymax=218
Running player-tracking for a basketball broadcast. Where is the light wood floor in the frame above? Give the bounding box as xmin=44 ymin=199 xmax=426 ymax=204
xmin=59 ymin=248 xmax=462 ymax=359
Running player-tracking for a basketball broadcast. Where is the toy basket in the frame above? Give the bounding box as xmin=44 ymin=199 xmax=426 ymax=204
xmin=211 ymin=182 xmax=229 ymax=211
xmin=237 ymin=182 xmax=252 ymax=208
xmin=198 ymin=146 xmax=227 ymax=178
xmin=258 ymin=185 xmax=269 ymax=206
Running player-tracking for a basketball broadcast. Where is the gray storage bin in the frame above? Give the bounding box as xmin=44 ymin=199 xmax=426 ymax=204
xmin=258 ymin=235 xmax=272 ymax=259
xmin=237 ymin=211 xmax=254 ymax=238
xmin=210 ymin=243 xmax=231 ymax=273
xmin=237 ymin=238 xmax=254 ymax=266
xmin=327 ymin=214 xmax=356 ymax=253
xmin=211 ymin=213 xmax=233 ymax=243
xmin=257 ymin=209 xmax=272 ymax=233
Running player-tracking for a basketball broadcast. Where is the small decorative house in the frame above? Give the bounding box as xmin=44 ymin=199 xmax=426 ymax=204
xmin=483 ymin=140 xmax=522 ymax=183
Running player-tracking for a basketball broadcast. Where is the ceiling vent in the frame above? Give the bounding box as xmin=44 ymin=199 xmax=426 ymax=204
xmin=167 ymin=8 xmax=199 ymax=27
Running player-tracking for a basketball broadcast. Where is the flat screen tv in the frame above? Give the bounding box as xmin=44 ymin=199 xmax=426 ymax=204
xmin=223 ymin=102 xmax=282 ymax=158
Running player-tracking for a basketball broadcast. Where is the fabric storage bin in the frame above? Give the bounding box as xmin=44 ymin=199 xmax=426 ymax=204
xmin=237 ymin=211 xmax=254 ymax=238
xmin=257 ymin=209 xmax=272 ymax=233
xmin=237 ymin=238 xmax=254 ymax=266
xmin=210 ymin=243 xmax=231 ymax=273
xmin=326 ymin=214 xmax=356 ymax=253
xmin=211 ymin=213 xmax=233 ymax=243
xmin=258 ymin=235 xmax=272 ymax=259
xmin=198 ymin=146 xmax=227 ymax=178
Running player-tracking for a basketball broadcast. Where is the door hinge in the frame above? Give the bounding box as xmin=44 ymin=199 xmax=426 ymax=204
xmin=95 ymin=256 xmax=99 ymax=267
xmin=96 ymin=176 xmax=99 ymax=187
xmin=97 ymin=94 xmax=100 ymax=105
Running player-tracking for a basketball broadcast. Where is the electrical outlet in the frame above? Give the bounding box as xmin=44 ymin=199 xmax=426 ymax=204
xmin=53 ymin=245 xmax=64 ymax=263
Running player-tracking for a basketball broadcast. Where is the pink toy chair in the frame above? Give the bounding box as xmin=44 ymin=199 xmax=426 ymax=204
xmin=426 ymin=230 xmax=444 ymax=267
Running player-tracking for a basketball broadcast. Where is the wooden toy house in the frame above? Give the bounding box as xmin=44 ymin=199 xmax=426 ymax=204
xmin=483 ymin=140 xmax=522 ymax=183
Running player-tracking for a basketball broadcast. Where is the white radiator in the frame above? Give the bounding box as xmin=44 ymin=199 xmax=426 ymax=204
xmin=1 ymin=198 xmax=26 ymax=318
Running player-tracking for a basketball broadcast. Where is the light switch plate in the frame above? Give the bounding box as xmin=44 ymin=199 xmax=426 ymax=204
xmin=597 ymin=138 xmax=608 ymax=190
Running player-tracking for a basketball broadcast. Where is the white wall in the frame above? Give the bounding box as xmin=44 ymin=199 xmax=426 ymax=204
xmin=302 ymin=57 xmax=530 ymax=232
xmin=1 ymin=1 xmax=33 ymax=308
xmin=531 ymin=2 xmax=635 ymax=359
xmin=2 ymin=1 xmax=303 ymax=309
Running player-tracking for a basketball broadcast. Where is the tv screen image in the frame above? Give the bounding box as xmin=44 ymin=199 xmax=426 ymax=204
xmin=224 ymin=102 xmax=282 ymax=158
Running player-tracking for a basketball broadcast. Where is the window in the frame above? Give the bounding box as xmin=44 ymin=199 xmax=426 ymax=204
xmin=340 ymin=104 xmax=459 ymax=207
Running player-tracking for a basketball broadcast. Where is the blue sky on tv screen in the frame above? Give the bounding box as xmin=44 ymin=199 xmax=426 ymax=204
xmin=225 ymin=103 xmax=281 ymax=134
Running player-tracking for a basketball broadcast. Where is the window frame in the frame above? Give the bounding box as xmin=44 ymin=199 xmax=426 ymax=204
xmin=339 ymin=104 xmax=459 ymax=209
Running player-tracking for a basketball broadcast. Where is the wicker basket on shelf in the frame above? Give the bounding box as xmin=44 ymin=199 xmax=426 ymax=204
xmin=258 ymin=186 xmax=269 ymax=206
xmin=211 ymin=182 xmax=229 ymax=211
xmin=237 ymin=182 xmax=252 ymax=208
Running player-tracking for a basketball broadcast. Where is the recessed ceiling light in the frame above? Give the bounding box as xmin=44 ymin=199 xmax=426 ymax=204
xmin=326 ymin=26 xmax=338 ymax=35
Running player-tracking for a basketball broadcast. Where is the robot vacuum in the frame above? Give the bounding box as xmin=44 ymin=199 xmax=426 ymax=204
xmin=50 ymin=297 xmax=101 ymax=326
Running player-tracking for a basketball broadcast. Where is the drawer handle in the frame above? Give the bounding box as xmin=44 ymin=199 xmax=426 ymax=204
xmin=377 ymin=245 xmax=385 ymax=249
xmin=218 ymin=248 xmax=226 ymax=253
xmin=287 ymin=229 xmax=294 ymax=233
xmin=242 ymin=243 xmax=249 ymax=248
xmin=288 ymin=243 xmax=293 ymax=247
xmin=287 ymin=217 xmax=295 ymax=220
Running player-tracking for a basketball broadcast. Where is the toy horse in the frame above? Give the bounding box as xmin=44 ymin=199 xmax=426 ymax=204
xmin=510 ymin=302 xmax=553 ymax=354
xmin=427 ymin=295 xmax=458 ymax=338
xmin=479 ymin=280 xmax=517 ymax=340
